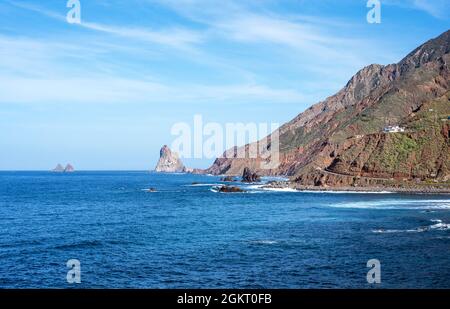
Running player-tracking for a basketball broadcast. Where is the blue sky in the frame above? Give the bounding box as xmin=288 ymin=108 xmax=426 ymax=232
xmin=0 ymin=0 xmax=449 ymax=170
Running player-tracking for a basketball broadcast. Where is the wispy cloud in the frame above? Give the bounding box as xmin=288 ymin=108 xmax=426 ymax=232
xmin=154 ymin=0 xmax=367 ymax=59
xmin=7 ymin=0 xmax=204 ymax=50
xmin=385 ymin=0 xmax=450 ymax=19
xmin=0 ymin=0 xmax=319 ymax=106
xmin=0 ymin=0 xmax=408 ymax=108
xmin=0 ymin=76 xmax=307 ymax=105
xmin=412 ymin=0 xmax=450 ymax=19
xmin=210 ymin=14 xmax=367 ymax=65
xmin=81 ymin=21 xmax=203 ymax=50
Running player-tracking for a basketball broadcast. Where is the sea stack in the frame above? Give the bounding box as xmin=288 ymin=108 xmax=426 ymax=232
xmin=52 ymin=164 xmax=65 ymax=172
xmin=52 ymin=163 xmax=75 ymax=172
xmin=242 ymin=167 xmax=261 ymax=182
xmin=155 ymin=145 xmax=186 ymax=173
xmin=64 ymin=164 xmax=75 ymax=172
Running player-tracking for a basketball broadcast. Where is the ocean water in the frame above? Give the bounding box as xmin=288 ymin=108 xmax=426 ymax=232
xmin=0 ymin=171 xmax=449 ymax=288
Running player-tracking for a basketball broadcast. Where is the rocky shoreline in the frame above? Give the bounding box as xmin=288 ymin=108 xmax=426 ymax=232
xmin=264 ymin=181 xmax=450 ymax=194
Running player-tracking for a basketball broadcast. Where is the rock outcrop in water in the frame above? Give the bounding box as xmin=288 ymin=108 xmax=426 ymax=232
xmin=64 ymin=164 xmax=75 ymax=172
xmin=52 ymin=163 xmax=74 ymax=172
xmin=52 ymin=164 xmax=65 ymax=172
xmin=241 ymin=167 xmax=261 ymax=183
xmin=204 ymin=30 xmax=450 ymax=190
xmin=218 ymin=186 xmax=245 ymax=193
xmin=155 ymin=145 xmax=186 ymax=173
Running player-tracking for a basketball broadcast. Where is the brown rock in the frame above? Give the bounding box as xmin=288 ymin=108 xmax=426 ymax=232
xmin=154 ymin=145 xmax=185 ymax=173
xmin=218 ymin=186 xmax=245 ymax=193
xmin=241 ymin=167 xmax=261 ymax=182
xmin=203 ymin=30 xmax=450 ymax=189
xmin=64 ymin=164 xmax=75 ymax=172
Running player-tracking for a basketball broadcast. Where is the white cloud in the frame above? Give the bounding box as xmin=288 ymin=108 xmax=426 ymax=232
xmin=80 ymin=21 xmax=203 ymax=50
xmin=7 ymin=0 xmax=204 ymax=50
xmin=211 ymin=14 xmax=367 ymax=64
xmin=384 ymin=0 xmax=450 ymax=19
xmin=0 ymin=76 xmax=307 ymax=105
xmin=0 ymin=32 xmax=305 ymax=105
xmin=412 ymin=0 xmax=450 ymax=19
xmin=153 ymin=0 xmax=392 ymax=69
xmin=1 ymin=0 xmax=402 ymax=108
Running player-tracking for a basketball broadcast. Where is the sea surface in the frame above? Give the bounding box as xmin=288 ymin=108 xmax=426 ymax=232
xmin=0 ymin=171 xmax=449 ymax=288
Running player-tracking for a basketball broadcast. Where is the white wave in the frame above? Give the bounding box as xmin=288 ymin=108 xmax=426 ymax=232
xmin=141 ymin=188 xmax=158 ymax=192
xmin=221 ymin=185 xmax=395 ymax=194
xmin=261 ymin=176 xmax=289 ymax=181
xmin=185 ymin=183 xmax=221 ymax=187
xmin=209 ymin=186 xmax=247 ymax=194
xmin=430 ymin=219 xmax=442 ymax=223
xmin=301 ymin=190 xmax=394 ymax=194
xmin=330 ymin=199 xmax=450 ymax=210
xmin=429 ymin=219 xmax=450 ymax=230
xmin=245 ymin=184 xmax=265 ymax=190
xmin=262 ymin=187 xmax=299 ymax=192
xmin=372 ymin=219 xmax=450 ymax=233
xmin=372 ymin=227 xmax=428 ymax=233
xmin=249 ymin=240 xmax=278 ymax=245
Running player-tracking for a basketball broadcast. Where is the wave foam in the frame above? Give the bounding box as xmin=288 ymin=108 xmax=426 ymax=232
xmin=330 ymin=199 xmax=450 ymax=210
xmin=186 ymin=183 xmax=221 ymax=187
xmin=262 ymin=187 xmax=299 ymax=192
xmin=249 ymin=240 xmax=278 ymax=245
xmin=372 ymin=219 xmax=450 ymax=233
xmin=245 ymin=184 xmax=265 ymax=190
xmin=301 ymin=190 xmax=394 ymax=194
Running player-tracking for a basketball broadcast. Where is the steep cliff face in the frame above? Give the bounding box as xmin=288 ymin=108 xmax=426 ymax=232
xmin=155 ymin=145 xmax=186 ymax=173
xmin=206 ymin=30 xmax=450 ymax=187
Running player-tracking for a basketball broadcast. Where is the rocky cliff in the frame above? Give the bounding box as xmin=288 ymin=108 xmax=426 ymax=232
xmin=155 ymin=145 xmax=186 ymax=173
xmin=205 ymin=30 xmax=450 ymax=188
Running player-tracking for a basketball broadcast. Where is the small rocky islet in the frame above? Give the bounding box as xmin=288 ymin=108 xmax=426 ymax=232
xmin=217 ymin=186 xmax=245 ymax=193
xmin=52 ymin=164 xmax=75 ymax=173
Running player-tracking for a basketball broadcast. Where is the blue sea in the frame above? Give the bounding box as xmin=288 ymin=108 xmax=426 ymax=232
xmin=0 ymin=171 xmax=449 ymax=288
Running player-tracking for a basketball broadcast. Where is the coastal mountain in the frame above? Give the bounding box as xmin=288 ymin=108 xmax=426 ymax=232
xmin=205 ymin=30 xmax=450 ymax=188
xmin=154 ymin=145 xmax=186 ymax=173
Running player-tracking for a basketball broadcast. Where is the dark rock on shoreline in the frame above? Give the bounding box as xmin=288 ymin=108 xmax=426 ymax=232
xmin=218 ymin=186 xmax=245 ymax=193
xmin=242 ymin=167 xmax=261 ymax=182
xmin=220 ymin=176 xmax=235 ymax=182
xmin=266 ymin=180 xmax=290 ymax=188
xmin=262 ymin=180 xmax=450 ymax=194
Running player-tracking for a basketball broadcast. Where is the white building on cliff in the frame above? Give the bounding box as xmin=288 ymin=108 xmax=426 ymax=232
xmin=383 ymin=125 xmax=405 ymax=133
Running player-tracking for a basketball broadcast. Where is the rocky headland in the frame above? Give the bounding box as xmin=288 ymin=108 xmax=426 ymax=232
xmin=200 ymin=30 xmax=450 ymax=193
